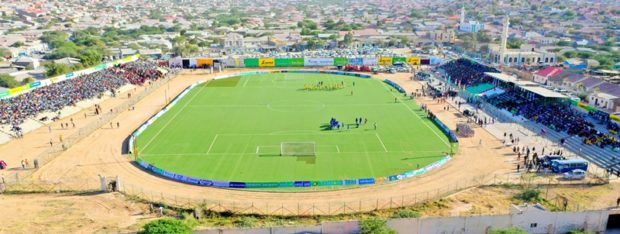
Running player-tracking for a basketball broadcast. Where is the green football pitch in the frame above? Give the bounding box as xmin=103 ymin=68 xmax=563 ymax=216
xmin=136 ymin=73 xmax=452 ymax=183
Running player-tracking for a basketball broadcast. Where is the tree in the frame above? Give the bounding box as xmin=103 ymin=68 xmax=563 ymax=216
xmin=45 ymin=62 xmax=72 ymax=77
xmin=0 ymin=47 xmax=11 ymax=58
xmin=10 ymin=41 xmax=25 ymax=47
xmin=21 ymin=77 xmax=34 ymax=85
xmin=140 ymin=218 xmax=191 ymax=234
xmin=0 ymin=74 xmax=19 ymax=88
xmin=360 ymin=218 xmax=397 ymax=234
xmin=343 ymin=31 xmax=354 ymax=47
xmin=78 ymin=48 xmax=103 ymax=67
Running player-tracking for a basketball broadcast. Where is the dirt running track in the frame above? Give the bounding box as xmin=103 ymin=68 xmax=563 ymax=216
xmin=1 ymin=69 xmax=513 ymax=215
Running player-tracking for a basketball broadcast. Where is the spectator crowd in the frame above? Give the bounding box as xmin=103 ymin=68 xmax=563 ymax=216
xmin=0 ymin=60 xmax=166 ymax=133
xmin=440 ymin=59 xmax=620 ymax=152
xmin=438 ymin=58 xmax=498 ymax=86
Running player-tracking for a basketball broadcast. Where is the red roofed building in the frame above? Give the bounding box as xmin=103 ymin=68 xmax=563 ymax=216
xmin=533 ymin=66 xmax=564 ymax=85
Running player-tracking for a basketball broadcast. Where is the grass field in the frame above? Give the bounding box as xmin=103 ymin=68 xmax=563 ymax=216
xmin=136 ymin=73 xmax=451 ymax=183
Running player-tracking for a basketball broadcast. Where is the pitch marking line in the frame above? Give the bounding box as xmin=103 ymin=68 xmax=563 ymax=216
xmin=206 ymin=134 xmax=219 ymax=154
xmin=375 ymin=133 xmax=388 ymax=152
xmin=139 ymin=150 xmax=447 ymax=157
xmin=336 ymin=145 xmax=340 ymax=153
xmin=242 ymin=77 xmax=250 ymax=87
xmin=380 ymin=82 xmax=451 ymax=147
xmin=140 ymin=85 xmax=205 ymax=151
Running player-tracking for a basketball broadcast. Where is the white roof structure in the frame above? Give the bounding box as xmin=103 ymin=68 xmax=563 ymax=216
xmin=485 ymin=72 xmax=517 ymax=83
xmin=485 ymin=72 xmax=567 ymax=99
xmin=519 ymin=86 xmax=568 ymax=99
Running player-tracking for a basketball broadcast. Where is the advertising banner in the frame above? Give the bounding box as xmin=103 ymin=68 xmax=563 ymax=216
xmin=304 ymin=57 xmax=334 ymax=66
xmin=611 ymin=114 xmax=620 ymax=122
xmin=348 ymin=58 xmax=363 ymax=65
xmin=197 ymin=58 xmax=213 ymax=67
xmin=290 ymin=58 xmax=305 ymax=67
xmin=430 ymin=56 xmax=442 ymax=65
xmin=363 ymin=57 xmax=378 ymax=66
xmin=244 ymin=58 xmax=259 ymax=67
xmin=275 ymin=58 xmax=291 ymax=67
xmin=8 ymin=85 xmax=29 ymax=95
xmin=0 ymin=91 xmax=8 ymax=98
xmin=29 ymin=81 xmax=41 ymax=88
xmin=259 ymin=58 xmax=275 ymax=67
xmin=95 ymin=64 xmax=107 ymax=70
xmin=393 ymin=57 xmax=407 ymax=64
xmin=333 ymin=57 xmax=348 ymax=66
xmin=378 ymin=57 xmax=393 ymax=65
xmin=407 ymin=57 xmax=421 ymax=65
xmin=421 ymin=59 xmax=430 ymax=65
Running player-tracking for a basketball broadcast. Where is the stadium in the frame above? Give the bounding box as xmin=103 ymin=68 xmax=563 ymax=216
xmin=0 ymin=54 xmax=618 ymax=232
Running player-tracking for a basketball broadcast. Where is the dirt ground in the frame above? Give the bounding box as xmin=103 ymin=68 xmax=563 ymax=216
xmin=0 ymin=192 xmax=152 ymax=234
xmin=1 ymin=182 xmax=617 ymax=233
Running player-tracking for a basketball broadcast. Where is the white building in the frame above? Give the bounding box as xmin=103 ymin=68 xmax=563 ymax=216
xmin=458 ymin=5 xmax=484 ymax=33
xmin=490 ymin=16 xmax=556 ymax=66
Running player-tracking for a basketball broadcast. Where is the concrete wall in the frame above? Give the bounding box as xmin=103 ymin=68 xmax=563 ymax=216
xmin=196 ymin=210 xmax=609 ymax=234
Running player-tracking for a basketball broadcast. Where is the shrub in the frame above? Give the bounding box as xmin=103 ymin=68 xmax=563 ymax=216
xmin=489 ymin=227 xmax=528 ymax=234
xmin=392 ymin=209 xmax=421 ymax=218
xmin=140 ymin=218 xmax=191 ymax=234
xmin=234 ymin=216 xmax=258 ymax=228
xmin=514 ymin=189 xmax=541 ymax=202
xmin=360 ymin=218 xmax=397 ymax=234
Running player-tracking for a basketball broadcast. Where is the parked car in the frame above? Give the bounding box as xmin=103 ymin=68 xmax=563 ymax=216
xmin=563 ymin=169 xmax=586 ymax=180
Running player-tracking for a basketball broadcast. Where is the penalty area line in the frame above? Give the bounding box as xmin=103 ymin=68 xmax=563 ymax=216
xmin=206 ymin=134 xmax=219 ymax=155
xmin=375 ymin=133 xmax=388 ymax=152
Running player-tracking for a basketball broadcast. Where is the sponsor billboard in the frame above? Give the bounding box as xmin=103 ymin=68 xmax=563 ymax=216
xmin=275 ymin=58 xmax=290 ymax=67
xmin=378 ymin=57 xmax=393 ymax=65
xmin=244 ymin=58 xmax=259 ymax=67
xmin=197 ymin=58 xmax=213 ymax=67
xmin=393 ymin=57 xmax=407 ymax=64
xmin=259 ymin=58 xmax=275 ymax=67
xmin=363 ymin=57 xmax=378 ymax=66
xmin=304 ymin=57 xmax=334 ymax=66
xmin=407 ymin=57 xmax=421 ymax=65
xmin=333 ymin=57 xmax=348 ymax=66
xmin=421 ymin=59 xmax=430 ymax=65
xmin=290 ymin=58 xmax=305 ymax=67
xmin=349 ymin=58 xmax=363 ymax=65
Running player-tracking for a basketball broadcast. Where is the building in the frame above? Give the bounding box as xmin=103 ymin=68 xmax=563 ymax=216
xmin=458 ymin=5 xmax=484 ymax=33
xmin=223 ymin=33 xmax=244 ymax=49
xmin=428 ymin=29 xmax=456 ymax=43
xmin=12 ymin=56 xmax=39 ymax=69
xmin=490 ymin=16 xmax=556 ymax=67
xmin=532 ymin=67 xmax=563 ymax=85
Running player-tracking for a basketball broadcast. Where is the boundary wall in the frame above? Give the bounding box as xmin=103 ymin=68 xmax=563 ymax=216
xmin=169 ymin=56 xmax=444 ymax=68
xmin=128 ymin=71 xmax=453 ymax=189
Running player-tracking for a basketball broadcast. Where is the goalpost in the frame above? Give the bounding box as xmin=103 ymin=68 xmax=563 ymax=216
xmin=280 ymin=142 xmax=316 ymax=156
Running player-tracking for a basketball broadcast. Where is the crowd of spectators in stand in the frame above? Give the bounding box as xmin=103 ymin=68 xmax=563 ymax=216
xmin=440 ymin=59 xmax=620 ymax=152
xmin=0 ymin=60 xmax=166 ymax=133
xmin=437 ymin=58 xmax=499 ymax=86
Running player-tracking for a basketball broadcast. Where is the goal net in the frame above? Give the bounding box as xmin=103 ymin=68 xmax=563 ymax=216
xmin=280 ymin=142 xmax=316 ymax=156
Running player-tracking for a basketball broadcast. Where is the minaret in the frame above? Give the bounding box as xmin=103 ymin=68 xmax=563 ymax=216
xmin=460 ymin=4 xmax=465 ymax=25
xmin=499 ymin=16 xmax=509 ymax=65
